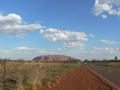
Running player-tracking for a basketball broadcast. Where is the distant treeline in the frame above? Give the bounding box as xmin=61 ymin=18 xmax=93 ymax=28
xmin=84 ymin=59 xmax=120 ymax=63
xmin=0 ymin=58 xmax=81 ymax=63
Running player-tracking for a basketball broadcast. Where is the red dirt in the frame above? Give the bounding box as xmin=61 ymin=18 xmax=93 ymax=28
xmin=42 ymin=65 xmax=113 ymax=90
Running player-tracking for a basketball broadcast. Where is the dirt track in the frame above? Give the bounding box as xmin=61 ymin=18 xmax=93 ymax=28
xmin=42 ymin=65 xmax=114 ymax=90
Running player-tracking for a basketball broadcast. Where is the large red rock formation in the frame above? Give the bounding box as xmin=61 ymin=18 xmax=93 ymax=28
xmin=33 ymin=55 xmax=75 ymax=62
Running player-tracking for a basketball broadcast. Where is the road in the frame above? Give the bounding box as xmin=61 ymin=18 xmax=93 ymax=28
xmin=86 ymin=63 xmax=120 ymax=88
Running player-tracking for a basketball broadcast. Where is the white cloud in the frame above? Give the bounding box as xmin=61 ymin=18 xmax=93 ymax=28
xmin=16 ymin=46 xmax=35 ymax=51
xmin=16 ymin=46 xmax=46 ymax=53
xmin=61 ymin=46 xmax=120 ymax=60
xmin=0 ymin=49 xmax=9 ymax=59
xmin=93 ymin=0 xmax=120 ymax=18
xmin=100 ymin=39 xmax=120 ymax=45
xmin=77 ymin=47 xmax=120 ymax=60
xmin=0 ymin=46 xmax=47 ymax=60
xmin=64 ymin=42 xmax=84 ymax=48
xmin=0 ymin=46 xmax=119 ymax=60
xmin=89 ymin=47 xmax=120 ymax=59
xmin=40 ymin=28 xmax=88 ymax=48
xmin=0 ymin=13 xmax=42 ymax=36
xmin=102 ymin=14 xmax=108 ymax=19
xmin=93 ymin=47 xmax=120 ymax=54
xmin=100 ymin=39 xmax=113 ymax=45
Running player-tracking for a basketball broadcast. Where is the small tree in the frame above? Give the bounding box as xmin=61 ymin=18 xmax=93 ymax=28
xmin=115 ymin=56 xmax=117 ymax=60
xmin=84 ymin=59 xmax=88 ymax=62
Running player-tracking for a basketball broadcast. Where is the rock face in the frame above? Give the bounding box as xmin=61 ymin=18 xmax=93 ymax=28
xmin=33 ymin=55 xmax=75 ymax=62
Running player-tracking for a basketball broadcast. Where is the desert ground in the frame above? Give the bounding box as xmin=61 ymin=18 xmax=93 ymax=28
xmin=0 ymin=60 xmax=119 ymax=90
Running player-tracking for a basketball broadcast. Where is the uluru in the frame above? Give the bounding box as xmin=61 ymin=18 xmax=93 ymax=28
xmin=33 ymin=55 xmax=75 ymax=62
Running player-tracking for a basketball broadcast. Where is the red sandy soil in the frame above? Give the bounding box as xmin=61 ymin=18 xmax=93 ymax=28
xmin=42 ymin=65 xmax=113 ymax=90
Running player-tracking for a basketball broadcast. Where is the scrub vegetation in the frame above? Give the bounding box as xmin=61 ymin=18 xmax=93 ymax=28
xmin=0 ymin=60 xmax=80 ymax=90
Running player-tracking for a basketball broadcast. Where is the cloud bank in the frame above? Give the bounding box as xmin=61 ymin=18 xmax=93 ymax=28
xmin=0 ymin=13 xmax=42 ymax=36
xmin=0 ymin=46 xmax=46 ymax=60
xmin=100 ymin=39 xmax=120 ymax=45
xmin=93 ymin=0 xmax=120 ymax=18
xmin=40 ymin=28 xmax=88 ymax=48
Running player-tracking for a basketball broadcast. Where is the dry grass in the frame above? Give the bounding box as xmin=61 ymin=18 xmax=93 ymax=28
xmin=101 ymin=62 xmax=120 ymax=68
xmin=0 ymin=60 xmax=80 ymax=90
xmin=90 ymin=61 xmax=120 ymax=69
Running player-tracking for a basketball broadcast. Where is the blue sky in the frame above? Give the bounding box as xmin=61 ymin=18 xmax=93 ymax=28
xmin=0 ymin=0 xmax=120 ymax=60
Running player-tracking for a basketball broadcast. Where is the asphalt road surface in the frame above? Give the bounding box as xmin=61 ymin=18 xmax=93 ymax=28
xmin=86 ymin=64 xmax=120 ymax=88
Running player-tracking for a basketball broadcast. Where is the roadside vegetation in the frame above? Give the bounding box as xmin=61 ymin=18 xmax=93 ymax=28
xmin=84 ymin=59 xmax=120 ymax=68
xmin=0 ymin=60 xmax=80 ymax=90
xmin=98 ymin=61 xmax=120 ymax=68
